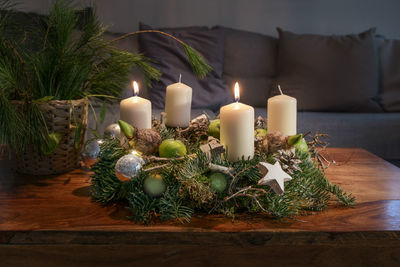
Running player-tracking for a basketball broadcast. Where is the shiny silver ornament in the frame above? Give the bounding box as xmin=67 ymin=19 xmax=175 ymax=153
xmin=115 ymin=153 xmax=144 ymax=181
xmin=104 ymin=123 xmax=121 ymax=139
xmin=82 ymin=139 xmax=104 ymax=168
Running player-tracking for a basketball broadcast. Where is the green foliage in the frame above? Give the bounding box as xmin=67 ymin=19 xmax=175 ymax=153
xmin=91 ymin=135 xmax=355 ymax=225
xmin=183 ymin=44 xmax=212 ymax=79
xmin=159 ymin=189 xmax=193 ymax=223
xmin=91 ymin=138 xmax=126 ymax=203
xmin=1 ymin=0 xmax=213 ymax=156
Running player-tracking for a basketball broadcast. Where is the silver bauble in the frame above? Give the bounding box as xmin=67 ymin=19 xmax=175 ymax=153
xmin=115 ymin=153 xmax=145 ymax=181
xmin=82 ymin=139 xmax=104 ymax=168
xmin=104 ymin=123 xmax=121 ymax=139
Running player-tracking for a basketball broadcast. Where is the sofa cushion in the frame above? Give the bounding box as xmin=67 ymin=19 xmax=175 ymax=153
xmin=275 ymin=28 xmax=382 ymax=112
xmin=222 ymin=27 xmax=278 ymax=107
xmin=379 ymin=39 xmax=400 ymax=111
xmin=138 ymin=23 xmax=231 ymax=112
xmin=255 ymin=108 xmax=400 ymax=159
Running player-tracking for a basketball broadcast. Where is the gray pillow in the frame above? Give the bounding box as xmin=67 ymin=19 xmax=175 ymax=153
xmin=138 ymin=23 xmax=231 ymax=111
xmin=275 ymin=28 xmax=382 ymax=112
xmin=379 ymin=39 xmax=400 ymax=111
xmin=222 ymin=27 xmax=277 ymax=107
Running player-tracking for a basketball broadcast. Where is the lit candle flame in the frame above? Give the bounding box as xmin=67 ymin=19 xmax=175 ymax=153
xmin=234 ymin=82 xmax=240 ymax=102
xmin=132 ymin=81 xmax=139 ymax=96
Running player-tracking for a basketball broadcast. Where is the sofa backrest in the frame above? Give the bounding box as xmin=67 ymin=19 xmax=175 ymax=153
xmin=107 ymin=26 xmax=400 ymax=112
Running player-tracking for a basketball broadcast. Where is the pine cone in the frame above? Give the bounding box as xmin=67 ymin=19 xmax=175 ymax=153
xmin=262 ymin=132 xmax=290 ymax=154
xmin=255 ymin=116 xmax=266 ymax=129
xmin=134 ymin=129 xmax=162 ymax=155
xmin=179 ymin=114 xmax=209 ymax=139
xmin=275 ymin=149 xmax=302 ymax=175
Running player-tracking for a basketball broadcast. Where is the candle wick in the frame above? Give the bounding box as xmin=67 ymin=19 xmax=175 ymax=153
xmin=278 ymin=85 xmax=284 ymax=95
xmin=179 ymin=74 xmax=182 ymax=83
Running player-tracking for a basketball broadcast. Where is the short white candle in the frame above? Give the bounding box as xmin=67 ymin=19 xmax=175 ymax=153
xmin=267 ymin=85 xmax=297 ymax=136
xmin=120 ymin=81 xmax=152 ymax=129
xmin=165 ymin=75 xmax=192 ymax=128
xmin=220 ymin=82 xmax=254 ymax=161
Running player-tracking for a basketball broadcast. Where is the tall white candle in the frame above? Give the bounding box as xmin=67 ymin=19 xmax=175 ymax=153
xmin=165 ymin=75 xmax=192 ymax=128
xmin=220 ymin=82 xmax=254 ymax=161
xmin=120 ymin=81 xmax=152 ymax=129
xmin=267 ymin=85 xmax=297 ymax=136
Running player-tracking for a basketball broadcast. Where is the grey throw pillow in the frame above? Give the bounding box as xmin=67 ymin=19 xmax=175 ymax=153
xmin=379 ymin=39 xmax=400 ymax=111
xmin=138 ymin=23 xmax=231 ymax=111
xmin=222 ymin=27 xmax=278 ymax=107
xmin=275 ymin=28 xmax=382 ymax=112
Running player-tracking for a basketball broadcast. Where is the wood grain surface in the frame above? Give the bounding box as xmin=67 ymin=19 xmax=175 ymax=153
xmin=1 ymin=148 xmax=400 ymax=266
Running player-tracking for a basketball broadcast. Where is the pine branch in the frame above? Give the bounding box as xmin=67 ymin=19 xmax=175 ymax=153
xmin=109 ymin=30 xmax=213 ymax=79
xmin=183 ymin=44 xmax=212 ymax=78
xmin=159 ymin=188 xmax=193 ymax=223
xmin=91 ymin=138 xmax=126 ymax=203
xmin=127 ymin=191 xmax=158 ymax=225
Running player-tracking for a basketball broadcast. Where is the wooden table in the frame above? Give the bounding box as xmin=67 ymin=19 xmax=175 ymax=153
xmin=1 ymin=148 xmax=400 ymax=266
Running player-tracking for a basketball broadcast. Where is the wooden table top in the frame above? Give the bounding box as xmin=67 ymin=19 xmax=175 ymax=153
xmin=1 ymin=148 xmax=400 ymax=246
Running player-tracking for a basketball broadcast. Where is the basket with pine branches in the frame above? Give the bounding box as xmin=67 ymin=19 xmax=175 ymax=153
xmin=0 ymin=0 xmax=211 ymax=175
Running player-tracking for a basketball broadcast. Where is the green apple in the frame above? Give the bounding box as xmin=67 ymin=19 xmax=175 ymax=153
xmin=255 ymin=128 xmax=267 ymax=139
xmin=209 ymin=172 xmax=228 ymax=193
xmin=159 ymin=139 xmax=187 ymax=158
xmin=118 ymin=120 xmax=134 ymax=139
xmin=144 ymin=174 xmax=166 ymax=197
xmin=296 ymin=138 xmax=308 ymax=153
xmin=208 ymin=119 xmax=221 ymax=139
xmin=287 ymin=134 xmax=303 ymax=146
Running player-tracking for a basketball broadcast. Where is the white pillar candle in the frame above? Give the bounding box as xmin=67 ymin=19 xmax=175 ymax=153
xmin=165 ymin=75 xmax=192 ymax=128
xmin=267 ymin=85 xmax=297 ymax=136
xmin=220 ymin=82 xmax=254 ymax=161
xmin=120 ymin=81 xmax=152 ymax=129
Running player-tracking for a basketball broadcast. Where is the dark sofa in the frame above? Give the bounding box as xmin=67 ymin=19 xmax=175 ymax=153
xmin=91 ymin=26 xmax=400 ymax=161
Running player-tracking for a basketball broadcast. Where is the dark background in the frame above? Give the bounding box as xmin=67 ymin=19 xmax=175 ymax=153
xmin=18 ymin=0 xmax=400 ymax=38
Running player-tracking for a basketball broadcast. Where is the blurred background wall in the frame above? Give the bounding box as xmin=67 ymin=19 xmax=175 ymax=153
xmin=17 ymin=0 xmax=400 ymax=38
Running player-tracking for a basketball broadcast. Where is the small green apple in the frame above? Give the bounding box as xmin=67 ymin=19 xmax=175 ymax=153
xmin=209 ymin=172 xmax=228 ymax=193
xmin=255 ymin=128 xmax=267 ymax=139
xmin=208 ymin=119 xmax=220 ymax=139
xmin=159 ymin=139 xmax=187 ymax=158
xmin=143 ymin=174 xmax=166 ymax=197
xmin=296 ymin=138 xmax=308 ymax=153
xmin=287 ymin=134 xmax=303 ymax=146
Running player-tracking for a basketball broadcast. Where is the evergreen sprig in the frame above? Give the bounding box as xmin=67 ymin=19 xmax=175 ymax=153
xmin=182 ymin=44 xmax=212 ymax=78
xmin=91 ymin=138 xmax=127 ymax=203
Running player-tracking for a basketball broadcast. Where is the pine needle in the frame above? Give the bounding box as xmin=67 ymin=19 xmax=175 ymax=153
xmin=183 ymin=43 xmax=212 ymax=79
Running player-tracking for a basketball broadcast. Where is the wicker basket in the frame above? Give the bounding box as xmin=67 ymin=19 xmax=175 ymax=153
xmin=16 ymin=99 xmax=88 ymax=175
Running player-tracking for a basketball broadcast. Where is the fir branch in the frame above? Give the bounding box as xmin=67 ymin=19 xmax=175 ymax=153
xmin=91 ymin=138 xmax=126 ymax=203
xmin=127 ymin=191 xmax=158 ymax=225
xmin=159 ymin=188 xmax=193 ymax=223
